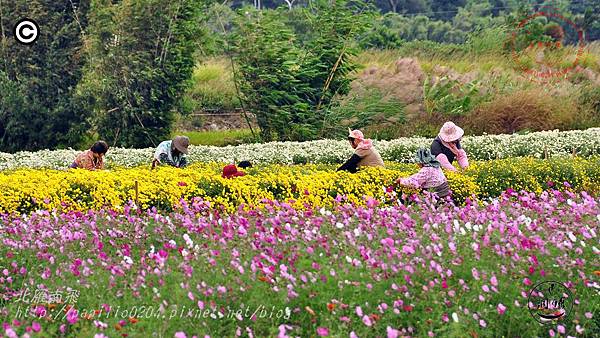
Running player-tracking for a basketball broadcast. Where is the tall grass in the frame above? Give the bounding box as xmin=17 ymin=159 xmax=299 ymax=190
xmin=174 ymin=129 xmax=255 ymax=147
xmin=184 ymin=58 xmax=239 ymax=111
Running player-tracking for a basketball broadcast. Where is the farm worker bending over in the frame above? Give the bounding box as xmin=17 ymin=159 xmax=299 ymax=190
xmin=337 ymin=128 xmax=384 ymax=173
xmin=222 ymin=164 xmax=246 ymax=179
xmin=152 ymin=136 xmax=189 ymax=169
xmin=237 ymin=160 xmax=252 ymax=169
xmin=430 ymin=121 xmax=469 ymax=172
xmin=69 ymin=141 xmax=109 ymax=170
xmin=396 ymin=148 xmax=451 ymax=201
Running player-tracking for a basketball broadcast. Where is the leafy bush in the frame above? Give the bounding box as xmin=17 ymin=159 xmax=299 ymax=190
xmin=359 ymin=13 xmax=468 ymax=48
xmin=466 ymin=26 xmax=509 ymax=55
xmin=78 ymin=0 xmax=202 ymax=148
xmin=397 ymin=40 xmax=470 ymax=59
xmin=423 ymin=76 xmax=486 ymax=117
xmin=230 ymin=1 xmax=373 ymax=142
xmin=0 ymin=1 xmax=91 ymax=152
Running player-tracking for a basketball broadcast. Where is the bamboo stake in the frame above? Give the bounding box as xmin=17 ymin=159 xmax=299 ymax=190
xmin=544 ymin=146 xmax=548 ymax=159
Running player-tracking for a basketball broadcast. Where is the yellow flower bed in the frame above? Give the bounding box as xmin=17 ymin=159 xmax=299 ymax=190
xmin=1 ymin=157 xmax=598 ymax=214
xmin=0 ymin=163 xmax=476 ymax=213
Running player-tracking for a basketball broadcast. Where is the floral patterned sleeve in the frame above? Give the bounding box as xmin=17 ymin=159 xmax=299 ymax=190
xmin=399 ymin=170 xmax=429 ymax=189
xmin=398 ymin=167 xmax=447 ymax=189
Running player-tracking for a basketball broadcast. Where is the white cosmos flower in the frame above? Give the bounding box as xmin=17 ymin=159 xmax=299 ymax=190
xmin=452 ymin=312 xmax=459 ymax=323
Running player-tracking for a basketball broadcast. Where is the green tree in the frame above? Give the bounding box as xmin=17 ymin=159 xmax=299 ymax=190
xmin=78 ymin=0 xmax=202 ymax=148
xmin=0 ymin=1 xmax=91 ymax=152
xmin=230 ymin=0 xmax=373 ymax=141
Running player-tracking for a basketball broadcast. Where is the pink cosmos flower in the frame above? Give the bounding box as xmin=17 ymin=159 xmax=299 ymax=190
xmin=317 ymin=327 xmax=329 ymax=336
xmin=34 ymin=305 xmax=47 ymax=317
xmin=381 ymin=238 xmax=394 ymax=247
xmin=66 ymin=309 xmax=78 ymax=324
xmin=32 ymin=322 xmax=41 ymax=332
xmin=557 ymin=325 xmax=565 ymax=334
xmin=497 ymin=303 xmax=506 ymax=315
xmin=278 ymin=324 xmax=292 ymax=338
xmin=386 ymin=326 xmax=399 ymax=338
xmin=5 ymin=328 xmax=17 ymax=338
xmin=362 ymin=315 xmax=373 ymax=327
xmin=175 ymin=332 xmax=187 ymax=338
xmin=472 ymin=268 xmax=480 ymax=280
xmin=480 ymin=319 xmax=487 ymax=328
xmin=355 ymin=306 xmax=363 ymax=317
xmin=491 ymin=276 xmax=498 ymax=287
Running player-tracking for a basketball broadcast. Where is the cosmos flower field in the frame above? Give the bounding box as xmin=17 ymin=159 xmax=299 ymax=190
xmin=1 ymin=186 xmax=598 ymax=337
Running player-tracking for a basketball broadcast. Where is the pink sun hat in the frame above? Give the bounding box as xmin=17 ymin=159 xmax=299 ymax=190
xmin=348 ymin=128 xmax=365 ymax=140
xmin=439 ymin=121 xmax=464 ymax=143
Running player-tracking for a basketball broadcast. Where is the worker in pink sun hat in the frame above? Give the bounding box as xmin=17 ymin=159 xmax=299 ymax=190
xmin=337 ymin=128 xmax=384 ymax=173
xmin=430 ymin=121 xmax=469 ymax=172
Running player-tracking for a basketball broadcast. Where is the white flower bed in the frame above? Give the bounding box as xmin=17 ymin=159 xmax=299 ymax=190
xmin=1 ymin=128 xmax=599 ymax=170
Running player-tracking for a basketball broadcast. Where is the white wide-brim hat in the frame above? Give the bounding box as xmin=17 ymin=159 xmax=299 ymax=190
xmin=439 ymin=121 xmax=464 ymax=143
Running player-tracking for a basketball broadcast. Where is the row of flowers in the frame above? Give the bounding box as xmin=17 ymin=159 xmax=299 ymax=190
xmin=1 ymin=128 xmax=600 ymax=170
xmin=1 ymin=157 xmax=599 ymax=213
xmin=0 ymin=189 xmax=597 ymax=337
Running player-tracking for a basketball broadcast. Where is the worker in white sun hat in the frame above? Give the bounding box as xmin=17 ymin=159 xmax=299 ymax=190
xmin=431 ymin=121 xmax=469 ymax=172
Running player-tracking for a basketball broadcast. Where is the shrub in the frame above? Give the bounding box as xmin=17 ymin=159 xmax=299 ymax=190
xmin=79 ymin=0 xmax=202 ymax=148
xmin=466 ymin=26 xmax=509 ymax=55
xmin=423 ymin=76 xmax=486 ymax=118
xmin=465 ymin=89 xmax=576 ymax=135
xmin=230 ymin=1 xmax=373 ymax=142
xmin=0 ymin=1 xmax=91 ymax=152
xmin=579 ymin=84 xmax=600 ymax=122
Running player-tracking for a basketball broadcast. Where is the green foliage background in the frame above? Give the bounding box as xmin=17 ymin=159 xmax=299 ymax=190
xmin=1 ymin=0 xmax=599 ymax=150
